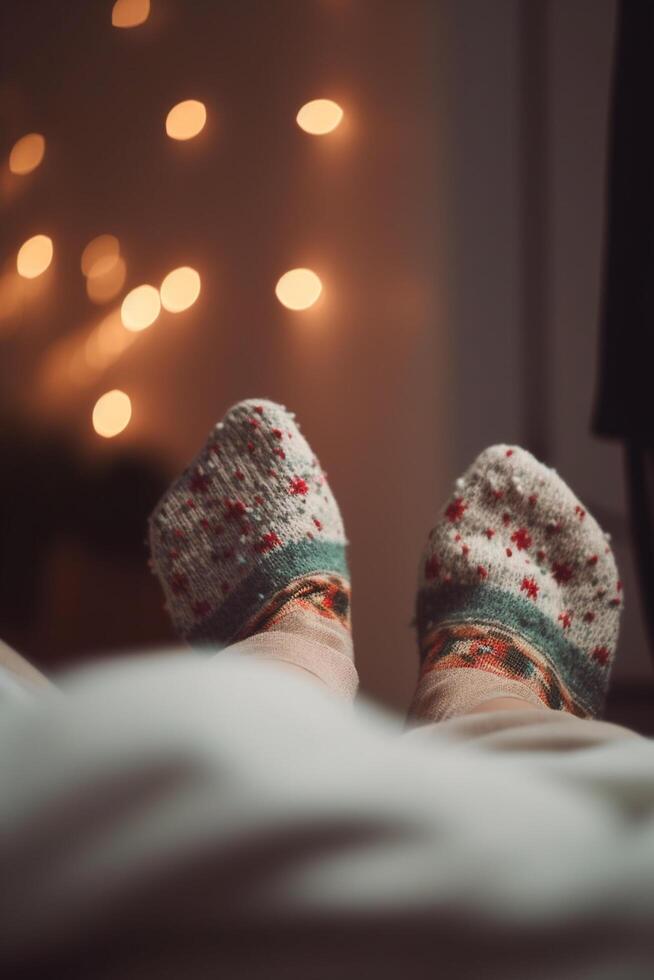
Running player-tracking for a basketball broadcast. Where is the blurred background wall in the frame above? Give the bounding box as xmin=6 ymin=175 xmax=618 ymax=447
xmin=0 ymin=0 xmax=650 ymax=721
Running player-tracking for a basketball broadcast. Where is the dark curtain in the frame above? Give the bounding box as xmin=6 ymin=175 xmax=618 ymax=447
xmin=594 ymin=0 xmax=654 ymax=442
xmin=595 ymin=0 xmax=654 ymax=656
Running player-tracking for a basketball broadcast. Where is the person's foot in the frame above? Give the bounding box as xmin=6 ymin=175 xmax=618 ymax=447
xmin=410 ymin=445 xmax=622 ymax=721
xmin=148 ymin=399 xmax=356 ymax=697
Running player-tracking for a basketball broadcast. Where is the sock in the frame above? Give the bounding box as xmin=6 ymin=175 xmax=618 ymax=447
xmin=411 ymin=445 xmax=622 ymax=722
xmin=148 ymin=399 xmax=357 ymax=698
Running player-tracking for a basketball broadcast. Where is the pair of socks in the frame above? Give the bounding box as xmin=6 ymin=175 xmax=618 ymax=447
xmin=149 ymin=400 xmax=622 ymax=722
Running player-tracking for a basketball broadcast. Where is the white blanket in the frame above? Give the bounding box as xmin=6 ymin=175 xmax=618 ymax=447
xmin=1 ymin=651 xmax=652 ymax=978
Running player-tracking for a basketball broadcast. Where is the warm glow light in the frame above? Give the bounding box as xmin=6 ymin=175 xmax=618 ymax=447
xmin=92 ymin=389 xmax=132 ymax=438
xmin=121 ymin=284 xmax=161 ymax=331
xmin=81 ymin=235 xmax=120 ymax=277
xmin=84 ymin=310 xmax=136 ymax=371
xmin=84 ymin=332 xmax=107 ymax=370
xmin=160 ymin=266 xmax=201 ymax=312
xmin=166 ymin=100 xmax=207 ymax=141
xmin=296 ymin=99 xmax=343 ymax=135
xmin=88 ymin=255 xmax=119 ymax=279
xmin=17 ymin=235 xmax=53 ymax=279
xmin=112 ymin=0 xmax=150 ymax=28
xmin=275 ymin=268 xmax=323 ymax=310
xmin=68 ymin=347 xmax=90 ymax=387
xmin=39 ymin=310 xmax=137 ymax=395
xmin=95 ymin=310 xmax=136 ymax=363
xmin=83 ymin=311 xmax=136 ymax=372
xmin=8 ymin=133 xmax=46 ymax=175
xmin=0 ymin=273 xmax=23 ymax=321
xmin=86 ymin=256 xmax=126 ymax=304
xmin=97 ymin=310 xmax=135 ymax=358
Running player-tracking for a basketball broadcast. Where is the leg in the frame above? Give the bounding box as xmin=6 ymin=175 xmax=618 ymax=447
xmin=0 ymin=637 xmax=53 ymax=707
xmin=148 ymin=399 xmax=358 ymax=700
xmin=456 ymin=696 xmax=543 ymax=715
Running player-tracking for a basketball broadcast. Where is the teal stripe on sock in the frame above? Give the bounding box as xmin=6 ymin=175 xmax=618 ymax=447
xmin=417 ymin=582 xmax=601 ymax=715
xmin=188 ymin=538 xmax=348 ymax=647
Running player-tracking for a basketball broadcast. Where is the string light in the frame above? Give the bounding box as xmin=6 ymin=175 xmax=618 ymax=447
xmin=296 ymin=99 xmax=343 ymax=135
xmin=160 ymin=266 xmax=201 ymax=312
xmin=16 ymin=235 xmax=53 ymax=279
xmin=92 ymin=389 xmax=132 ymax=438
xmin=121 ymin=284 xmax=161 ymax=331
xmin=8 ymin=134 xmax=46 ymax=175
xmin=275 ymin=268 xmax=322 ymax=310
xmin=165 ymin=100 xmax=207 ymax=141
xmin=111 ymin=0 xmax=150 ymax=28
xmin=10 ymin=17 xmax=346 ymax=444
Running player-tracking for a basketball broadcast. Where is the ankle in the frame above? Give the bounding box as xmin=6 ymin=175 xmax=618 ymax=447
xmin=239 ymin=574 xmax=351 ymax=641
xmin=464 ymin=696 xmax=547 ymax=717
xmin=226 ymin=628 xmax=358 ymax=700
xmin=409 ymin=665 xmax=546 ymax=723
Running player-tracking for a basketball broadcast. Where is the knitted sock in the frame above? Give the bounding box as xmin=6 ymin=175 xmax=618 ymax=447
xmin=410 ymin=445 xmax=622 ymax=722
xmin=148 ymin=399 xmax=357 ymax=699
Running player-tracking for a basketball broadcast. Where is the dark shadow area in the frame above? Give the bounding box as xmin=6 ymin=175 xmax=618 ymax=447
xmin=0 ymin=415 xmax=173 ymax=673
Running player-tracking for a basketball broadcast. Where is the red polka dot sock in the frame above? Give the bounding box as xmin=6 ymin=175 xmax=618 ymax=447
xmin=148 ymin=399 xmax=357 ymax=699
xmin=410 ymin=445 xmax=622 ymax=722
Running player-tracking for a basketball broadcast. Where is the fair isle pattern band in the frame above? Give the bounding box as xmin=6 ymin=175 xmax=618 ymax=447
xmin=419 ymin=616 xmax=583 ymax=716
xmin=235 ymin=572 xmax=351 ymax=640
xmin=417 ymin=581 xmax=602 ymax=716
xmin=187 ymin=539 xmax=348 ymax=646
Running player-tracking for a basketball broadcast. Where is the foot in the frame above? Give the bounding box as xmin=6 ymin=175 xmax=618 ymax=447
xmin=148 ymin=399 xmax=351 ymax=655
xmin=412 ymin=445 xmax=622 ymax=720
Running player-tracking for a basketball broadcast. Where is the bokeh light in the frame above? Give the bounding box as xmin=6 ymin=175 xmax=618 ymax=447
xmin=121 ymin=284 xmax=161 ymax=331
xmin=38 ymin=310 xmax=137 ymax=397
xmin=16 ymin=235 xmax=53 ymax=279
xmin=92 ymin=389 xmax=132 ymax=438
xmin=88 ymin=255 xmax=119 ymax=279
xmin=296 ymin=99 xmax=343 ymax=135
xmin=83 ymin=311 xmax=136 ymax=372
xmin=86 ymin=256 xmax=127 ymax=304
xmin=165 ymin=100 xmax=207 ymax=141
xmin=82 ymin=236 xmax=125 ymax=304
xmin=8 ymin=133 xmax=46 ymax=175
xmin=111 ymin=0 xmax=150 ymax=29
xmin=160 ymin=266 xmax=201 ymax=312
xmin=95 ymin=310 xmax=136 ymax=359
xmin=275 ymin=268 xmax=323 ymax=310
xmin=81 ymin=234 xmax=120 ymax=277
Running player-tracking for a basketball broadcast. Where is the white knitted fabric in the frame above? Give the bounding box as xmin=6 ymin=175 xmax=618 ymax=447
xmin=149 ymin=399 xmax=348 ymax=645
xmin=416 ymin=445 xmax=622 ymax=717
